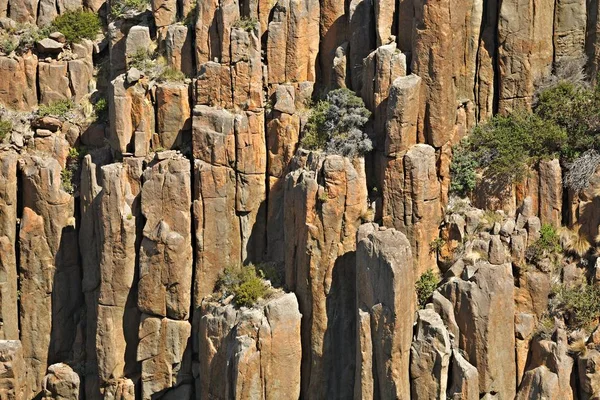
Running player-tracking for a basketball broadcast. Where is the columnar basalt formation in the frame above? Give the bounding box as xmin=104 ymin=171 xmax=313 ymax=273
xmin=355 ymin=224 xmax=415 ymax=399
xmin=0 ymin=0 xmax=599 ymax=398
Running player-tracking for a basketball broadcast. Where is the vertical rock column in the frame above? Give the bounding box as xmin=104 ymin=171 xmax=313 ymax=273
xmin=284 ymin=153 xmax=368 ymax=399
xmin=0 ymin=153 xmax=18 ymax=340
xmin=439 ymin=262 xmax=516 ymax=399
xmin=497 ymin=0 xmax=555 ymax=113
xmin=95 ymin=159 xmax=144 ymax=396
xmin=19 ymin=156 xmax=82 ymax=398
xmin=354 ymin=225 xmax=415 ymax=399
xmin=138 ymin=153 xmax=193 ymax=399
xmin=197 ymin=293 xmax=302 ymax=399
xmin=382 ymin=77 xmax=442 ymax=278
xmin=0 ymin=340 xmax=26 ymax=398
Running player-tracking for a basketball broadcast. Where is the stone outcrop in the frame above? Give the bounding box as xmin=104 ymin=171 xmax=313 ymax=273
xmin=439 ymin=262 xmax=516 ymax=399
xmin=42 ymin=363 xmax=80 ymax=399
xmin=196 ymin=292 xmax=302 ymax=400
xmin=0 ymin=340 xmax=26 ymax=399
xmin=410 ymin=308 xmax=451 ymax=399
xmin=355 ymin=224 xmax=415 ymax=399
xmin=284 ymin=152 xmax=368 ymax=398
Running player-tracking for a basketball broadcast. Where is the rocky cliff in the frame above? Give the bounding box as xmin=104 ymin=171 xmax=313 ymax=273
xmin=0 ymin=0 xmax=599 ymax=398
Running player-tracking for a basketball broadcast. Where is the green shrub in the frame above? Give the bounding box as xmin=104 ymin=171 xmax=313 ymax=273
xmin=301 ymin=88 xmax=372 ymax=157
xmin=415 ymin=269 xmax=440 ymax=309
xmin=61 ymin=146 xmax=85 ymax=194
xmin=535 ymin=81 xmax=600 ymax=159
xmin=429 ymin=237 xmax=445 ymax=255
xmin=526 ymin=224 xmax=561 ymax=263
xmin=51 ymin=10 xmax=101 ymax=43
xmin=551 ymin=283 xmax=600 ymax=330
xmin=38 ymin=99 xmax=74 ymax=117
xmin=0 ymin=35 xmax=17 ymax=54
xmin=128 ymin=48 xmax=153 ymax=71
xmin=234 ymin=16 xmax=258 ymax=32
xmin=111 ymin=0 xmax=149 ymax=17
xmin=450 ymin=140 xmax=478 ymax=196
xmin=255 ymin=262 xmax=283 ymax=287
xmin=0 ymin=120 xmax=12 ymax=142
xmin=94 ymin=98 xmax=108 ymax=120
xmin=216 ymin=265 xmax=269 ymax=308
xmin=157 ymin=66 xmax=185 ymax=82
xmin=469 ymin=112 xmax=566 ymax=185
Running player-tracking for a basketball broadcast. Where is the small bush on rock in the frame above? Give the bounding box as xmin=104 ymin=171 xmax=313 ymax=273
xmin=551 ymin=282 xmax=600 ymax=331
xmin=526 ymin=224 xmax=562 ymax=263
xmin=450 ymin=140 xmax=478 ymax=196
xmin=111 ymin=0 xmax=149 ymax=17
xmin=216 ymin=265 xmax=270 ymax=308
xmin=415 ymin=269 xmax=439 ymax=309
xmin=469 ymin=112 xmax=566 ymax=185
xmin=38 ymin=99 xmax=74 ymax=118
xmin=0 ymin=120 xmax=12 ymax=142
xmin=51 ymin=10 xmax=101 ymax=43
xmin=301 ymin=88 xmax=372 ymax=158
xmin=564 ymin=150 xmax=600 ymax=192
xmin=234 ymin=16 xmax=258 ymax=32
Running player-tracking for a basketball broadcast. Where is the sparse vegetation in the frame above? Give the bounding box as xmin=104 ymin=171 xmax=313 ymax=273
xmin=93 ymin=98 xmax=108 ymax=121
xmin=300 ymin=88 xmax=372 ymax=158
xmin=450 ymin=140 xmax=478 ymax=196
xmin=128 ymin=48 xmax=154 ymax=71
xmin=0 ymin=120 xmax=12 ymax=142
xmin=157 ymin=66 xmax=185 ymax=82
xmin=429 ymin=237 xmax=446 ymax=255
xmin=38 ymin=99 xmax=74 ymax=118
xmin=111 ymin=0 xmax=150 ymax=17
xmin=526 ymin=224 xmax=562 ymax=263
xmin=51 ymin=10 xmax=101 ymax=43
xmin=216 ymin=265 xmax=270 ymax=308
xmin=234 ymin=16 xmax=258 ymax=32
xmin=466 ymin=112 xmax=566 ymax=186
xmin=415 ymin=269 xmax=440 ymax=309
xmin=61 ymin=147 xmax=85 ymax=195
xmin=550 ymin=282 xmax=600 ymax=331
xmin=560 ymin=225 xmax=591 ymax=258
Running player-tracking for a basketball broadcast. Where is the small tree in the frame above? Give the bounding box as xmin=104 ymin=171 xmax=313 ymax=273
xmin=51 ymin=10 xmax=101 ymax=43
xmin=301 ymin=88 xmax=372 ymax=157
xmin=415 ymin=269 xmax=440 ymax=309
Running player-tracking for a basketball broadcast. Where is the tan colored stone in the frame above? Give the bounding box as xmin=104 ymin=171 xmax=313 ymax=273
xmin=0 ymin=340 xmax=26 ymax=399
xmin=385 ymin=74 xmax=421 ymax=157
xmin=139 ymin=154 xmax=193 ymax=320
xmin=410 ymin=308 xmax=451 ymax=399
xmin=193 ymin=160 xmax=240 ymax=304
xmin=151 ymin=0 xmax=176 ymax=27
xmin=538 ymin=159 xmax=562 ymax=227
xmin=498 ymin=0 xmax=554 ymax=113
xmin=137 ymin=316 xmax=192 ymax=400
xmin=195 ymin=62 xmax=233 ymax=108
xmin=38 ymin=61 xmax=72 ymax=105
xmin=440 ymin=262 xmax=516 ymax=398
xmin=284 ymin=154 xmax=367 ymax=398
xmin=108 ymin=75 xmax=154 ymax=156
xmin=197 ymin=293 xmax=302 ymax=400
xmin=165 ymin=24 xmax=194 ymax=77
xmin=0 ymin=54 xmax=37 ymax=111
xmin=42 ymin=363 xmax=80 ymax=399
xmin=348 ymin=0 xmax=374 ymax=92
xmin=156 ymin=82 xmax=191 ymax=150
xmin=412 ymin=0 xmax=455 ymax=147
xmin=0 ymin=153 xmax=18 ymax=341
xmin=355 ymin=226 xmax=415 ymax=399
xmin=554 ymin=0 xmax=586 ymax=61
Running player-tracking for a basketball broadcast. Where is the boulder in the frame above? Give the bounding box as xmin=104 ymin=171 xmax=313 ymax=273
xmin=42 ymin=363 xmax=80 ymax=399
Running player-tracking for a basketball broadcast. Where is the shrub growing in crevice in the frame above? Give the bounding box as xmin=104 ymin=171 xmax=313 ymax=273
xmin=449 ymin=140 xmax=478 ymax=196
xmin=0 ymin=120 xmax=12 ymax=142
xmin=550 ymin=282 xmax=600 ymax=331
xmin=526 ymin=223 xmax=562 ymax=263
xmin=51 ymin=10 xmax=101 ymax=43
xmin=415 ymin=269 xmax=439 ymax=309
xmin=38 ymin=99 xmax=74 ymax=118
xmin=301 ymin=88 xmax=372 ymax=158
xmin=215 ymin=264 xmax=271 ymax=308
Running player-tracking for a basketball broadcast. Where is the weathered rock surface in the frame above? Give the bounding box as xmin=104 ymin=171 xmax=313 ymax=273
xmin=0 ymin=340 xmax=26 ymax=399
xmin=355 ymin=225 xmax=414 ymax=399
xmin=284 ymin=153 xmax=367 ymax=399
xmin=196 ymin=292 xmax=302 ymax=400
xmin=439 ymin=262 xmax=516 ymax=399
